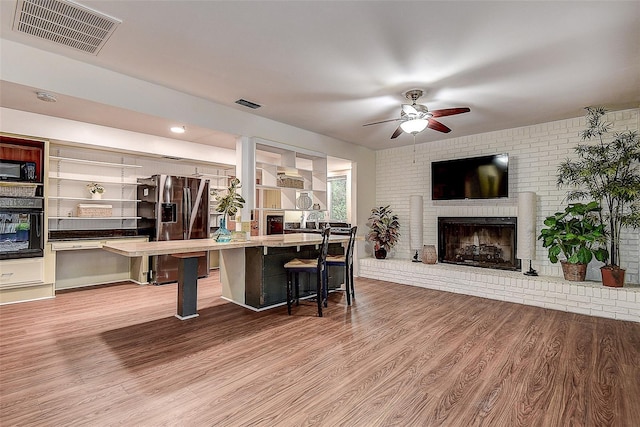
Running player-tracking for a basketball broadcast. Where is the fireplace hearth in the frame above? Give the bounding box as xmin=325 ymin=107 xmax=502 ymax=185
xmin=438 ymin=217 xmax=520 ymax=271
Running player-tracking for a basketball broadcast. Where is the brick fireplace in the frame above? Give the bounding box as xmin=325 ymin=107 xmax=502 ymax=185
xmin=437 ymin=217 xmax=520 ymax=271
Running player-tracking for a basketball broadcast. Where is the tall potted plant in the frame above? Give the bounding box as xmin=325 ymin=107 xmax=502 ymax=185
xmin=557 ymin=107 xmax=640 ymax=286
xmin=538 ymin=202 xmax=608 ymax=281
xmin=366 ymin=205 xmax=400 ymax=259
xmin=213 ymin=177 xmax=245 ymax=242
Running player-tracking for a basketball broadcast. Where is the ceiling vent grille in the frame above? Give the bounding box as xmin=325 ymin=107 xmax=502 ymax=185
xmin=235 ymin=99 xmax=261 ymax=109
xmin=12 ymin=0 xmax=121 ymax=55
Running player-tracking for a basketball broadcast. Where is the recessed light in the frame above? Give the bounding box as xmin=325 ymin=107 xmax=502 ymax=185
xmin=36 ymin=91 xmax=57 ymax=102
xmin=171 ymin=126 xmax=186 ymax=134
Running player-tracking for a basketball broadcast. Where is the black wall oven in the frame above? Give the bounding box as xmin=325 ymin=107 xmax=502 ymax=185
xmin=0 ymin=196 xmax=44 ymax=259
xmin=1 ymin=136 xmax=45 ymax=259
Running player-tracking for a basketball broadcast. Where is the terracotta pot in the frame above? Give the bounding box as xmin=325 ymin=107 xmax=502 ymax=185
xmin=560 ymin=261 xmax=587 ymax=281
xmin=374 ymin=248 xmax=387 ymax=259
xmin=601 ymin=266 xmax=625 ymax=287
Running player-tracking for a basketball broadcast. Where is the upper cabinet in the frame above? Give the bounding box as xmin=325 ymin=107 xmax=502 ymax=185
xmin=255 ymin=142 xmax=327 ymax=212
xmin=0 ymin=135 xmax=46 ymax=198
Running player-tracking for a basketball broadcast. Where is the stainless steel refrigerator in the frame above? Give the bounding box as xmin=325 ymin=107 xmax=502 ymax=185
xmin=138 ymin=175 xmax=210 ymax=284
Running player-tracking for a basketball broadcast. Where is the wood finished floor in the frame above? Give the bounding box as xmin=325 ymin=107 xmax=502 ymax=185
xmin=1 ymin=271 xmax=639 ymax=426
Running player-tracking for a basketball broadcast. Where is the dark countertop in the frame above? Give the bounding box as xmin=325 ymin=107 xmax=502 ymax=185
xmin=48 ymin=229 xmax=142 ymax=241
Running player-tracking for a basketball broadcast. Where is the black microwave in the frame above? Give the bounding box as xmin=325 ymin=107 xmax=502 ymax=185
xmin=0 ymin=160 xmax=37 ymax=182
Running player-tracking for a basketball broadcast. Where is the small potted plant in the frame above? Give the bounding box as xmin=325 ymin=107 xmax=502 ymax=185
xmin=213 ymin=177 xmax=245 ymax=242
xmin=538 ymin=201 xmax=608 ymax=281
xmin=366 ymin=205 xmax=400 ymax=259
xmin=557 ymin=107 xmax=640 ymax=286
xmin=15 ymin=222 xmax=30 ymax=242
xmin=86 ymin=182 xmax=105 ymax=199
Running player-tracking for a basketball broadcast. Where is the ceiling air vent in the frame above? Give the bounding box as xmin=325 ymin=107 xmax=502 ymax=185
xmin=12 ymin=0 xmax=121 ymax=55
xmin=235 ymin=99 xmax=261 ymax=109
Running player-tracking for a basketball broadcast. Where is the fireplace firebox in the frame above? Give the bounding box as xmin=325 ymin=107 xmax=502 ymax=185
xmin=438 ymin=217 xmax=520 ymax=271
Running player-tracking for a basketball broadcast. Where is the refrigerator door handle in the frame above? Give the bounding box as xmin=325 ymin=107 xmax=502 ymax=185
xmin=183 ymin=187 xmax=191 ymax=240
xmin=186 ymin=179 xmax=208 ymax=239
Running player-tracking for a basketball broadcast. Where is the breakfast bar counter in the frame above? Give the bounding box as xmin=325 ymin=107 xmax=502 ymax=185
xmin=103 ymin=233 xmax=349 ymax=319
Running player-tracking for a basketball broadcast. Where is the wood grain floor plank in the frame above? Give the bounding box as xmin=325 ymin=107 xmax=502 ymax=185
xmin=1 ymin=272 xmax=639 ymax=426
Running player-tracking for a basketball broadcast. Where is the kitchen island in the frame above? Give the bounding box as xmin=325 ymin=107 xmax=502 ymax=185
xmin=103 ymin=233 xmax=349 ymax=319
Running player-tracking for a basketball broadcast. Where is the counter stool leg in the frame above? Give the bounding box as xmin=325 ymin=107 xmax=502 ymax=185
xmin=345 ymin=267 xmax=351 ymax=306
xmin=349 ymin=264 xmax=355 ymax=300
xmin=286 ymin=271 xmax=292 ymax=315
xmin=316 ymin=271 xmax=323 ymax=317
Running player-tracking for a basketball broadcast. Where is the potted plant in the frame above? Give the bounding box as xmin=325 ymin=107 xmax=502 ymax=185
xmin=213 ymin=177 xmax=245 ymax=242
xmin=557 ymin=107 xmax=640 ymax=286
xmin=538 ymin=201 xmax=608 ymax=281
xmin=15 ymin=222 xmax=30 ymax=242
xmin=366 ymin=205 xmax=400 ymax=259
xmin=86 ymin=182 xmax=105 ymax=199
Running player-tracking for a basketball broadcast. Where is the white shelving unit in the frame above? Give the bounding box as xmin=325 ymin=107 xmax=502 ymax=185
xmin=254 ymin=142 xmax=327 ymax=234
xmin=48 ymin=153 xmax=141 ymax=231
xmin=255 ymin=145 xmax=327 ymax=212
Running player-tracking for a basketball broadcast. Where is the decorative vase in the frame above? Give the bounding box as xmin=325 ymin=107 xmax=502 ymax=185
xmin=296 ymin=192 xmax=312 ymax=210
xmin=601 ymin=266 xmax=625 ymax=287
xmin=374 ymin=247 xmax=387 ymax=259
xmin=91 ymin=192 xmax=102 ymax=200
xmin=560 ymin=261 xmax=587 ymax=281
xmin=422 ymin=245 xmax=437 ymax=264
xmin=214 ymin=216 xmax=232 ymax=242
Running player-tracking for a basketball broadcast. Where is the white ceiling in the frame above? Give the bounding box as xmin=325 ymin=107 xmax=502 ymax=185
xmin=1 ymin=0 xmax=639 ymax=151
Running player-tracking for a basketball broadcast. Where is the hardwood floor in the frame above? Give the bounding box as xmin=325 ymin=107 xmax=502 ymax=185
xmin=1 ymin=271 xmax=639 ymax=426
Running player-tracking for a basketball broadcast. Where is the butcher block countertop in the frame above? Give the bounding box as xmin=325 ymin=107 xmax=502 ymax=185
xmin=102 ymin=233 xmax=349 ymax=257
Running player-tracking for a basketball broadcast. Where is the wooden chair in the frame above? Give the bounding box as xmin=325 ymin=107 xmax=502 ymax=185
xmin=284 ymin=225 xmax=331 ymax=317
xmin=326 ymin=226 xmax=357 ymax=306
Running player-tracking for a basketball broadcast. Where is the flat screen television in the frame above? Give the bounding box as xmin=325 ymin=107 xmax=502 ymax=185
xmin=431 ymin=153 xmax=509 ymax=200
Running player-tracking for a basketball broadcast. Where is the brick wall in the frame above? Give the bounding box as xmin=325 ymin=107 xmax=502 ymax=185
xmin=371 ymin=108 xmax=640 ymax=285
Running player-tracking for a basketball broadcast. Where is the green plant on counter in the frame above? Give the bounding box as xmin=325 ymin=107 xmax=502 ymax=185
xmin=215 ymin=177 xmax=245 ymax=219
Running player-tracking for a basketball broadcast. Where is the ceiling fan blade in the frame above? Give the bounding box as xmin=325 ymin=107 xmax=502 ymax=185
xmin=390 ymin=126 xmax=403 ymax=139
xmin=402 ymin=104 xmax=418 ymax=116
xmin=363 ymin=118 xmax=401 ymax=126
xmin=427 ymin=118 xmax=451 ymax=133
xmin=430 ymin=107 xmax=470 ymax=118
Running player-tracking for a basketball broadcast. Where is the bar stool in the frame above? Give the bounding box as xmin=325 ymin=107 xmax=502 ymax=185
xmin=283 ymin=225 xmax=331 ymax=317
xmin=326 ymin=226 xmax=357 ymax=305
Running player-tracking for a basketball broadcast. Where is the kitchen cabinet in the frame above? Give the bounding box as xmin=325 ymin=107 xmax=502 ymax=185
xmin=0 ymin=134 xmax=54 ymax=304
xmin=244 ymin=243 xmax=344 ymax=309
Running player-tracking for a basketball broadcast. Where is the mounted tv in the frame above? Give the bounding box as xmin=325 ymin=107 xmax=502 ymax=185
xmin=432 ymin=154 xmax=509 ymax=200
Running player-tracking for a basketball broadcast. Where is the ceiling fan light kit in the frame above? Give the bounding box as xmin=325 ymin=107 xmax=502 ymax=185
xmin=363 ymin=88 xmax=470 ymax=139
xmin=400 ymin=118 xmax=428 ymax=134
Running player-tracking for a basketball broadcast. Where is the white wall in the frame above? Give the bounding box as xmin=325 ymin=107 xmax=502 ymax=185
xmin=373 ymin=109 xmax=640 ymax=285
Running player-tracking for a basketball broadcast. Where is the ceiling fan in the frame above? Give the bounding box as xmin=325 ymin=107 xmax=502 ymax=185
xmin=363 ymin=89 xmax=470 ymax=139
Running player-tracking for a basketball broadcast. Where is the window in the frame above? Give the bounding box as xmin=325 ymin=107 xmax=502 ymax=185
xmin=327 ymin=175 xmax=347 ymax=221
